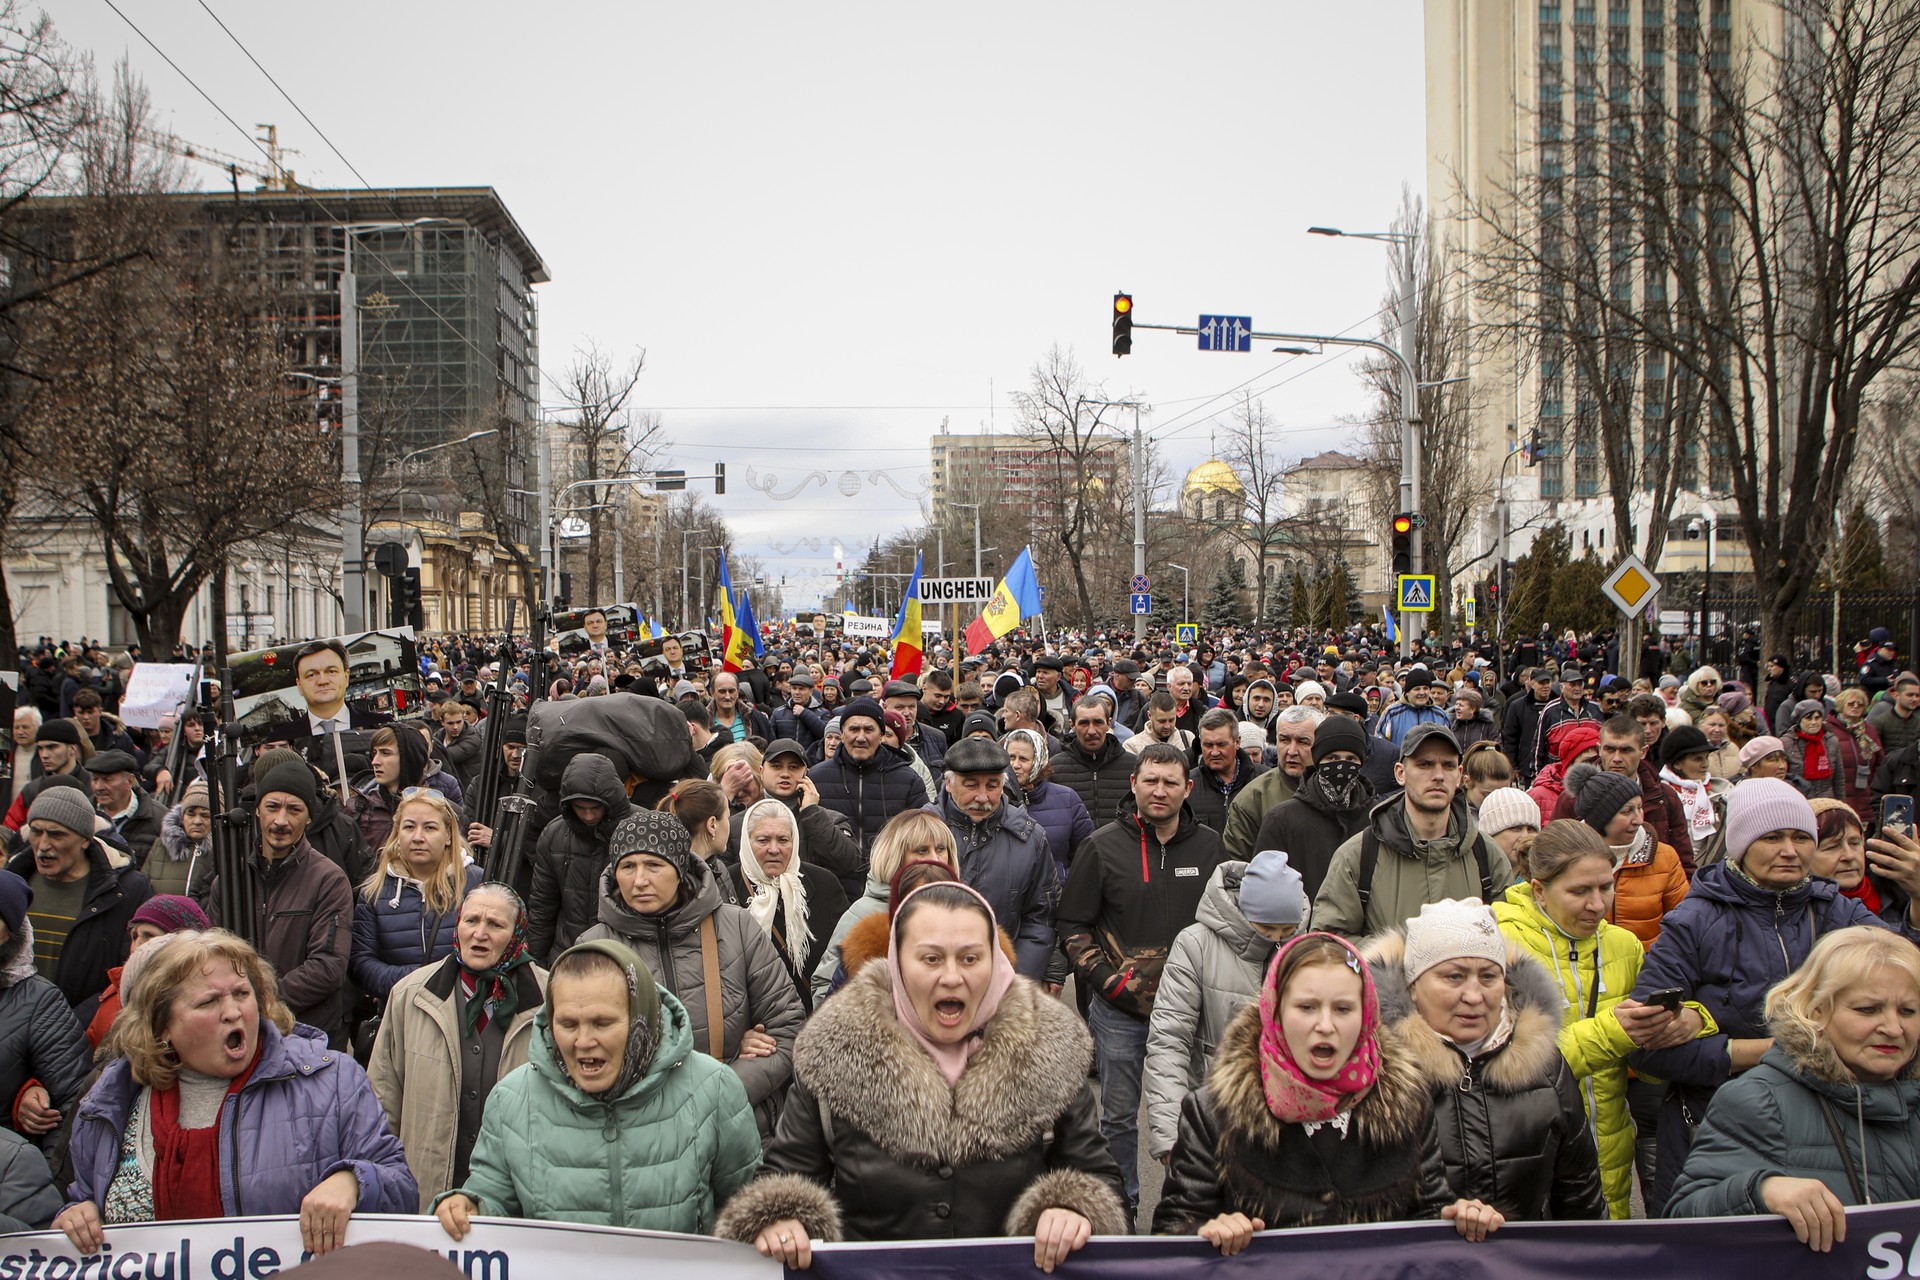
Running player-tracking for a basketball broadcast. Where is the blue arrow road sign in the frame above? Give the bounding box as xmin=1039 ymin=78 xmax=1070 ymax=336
xmin=1197 ymin=315 xmax=1253 ymax=353
xmin=1129 ymin=593 xmax=1153 ymax=615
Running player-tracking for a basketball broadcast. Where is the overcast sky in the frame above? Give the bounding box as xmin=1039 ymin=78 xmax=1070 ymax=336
xmin=55 ymin=1 xmax=1428 ymax=611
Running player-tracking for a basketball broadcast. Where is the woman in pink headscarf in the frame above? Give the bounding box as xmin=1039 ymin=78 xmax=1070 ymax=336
xmin=718 ymin=882 xmax=1126 ymax=1272
xmin=1153 ymin=932 xmax=1506 ymax=1253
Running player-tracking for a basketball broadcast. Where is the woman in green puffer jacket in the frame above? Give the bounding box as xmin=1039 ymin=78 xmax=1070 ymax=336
xmin=1493 ymin=822 xmax=1718 ymax=1219
xmin=432 ymin=938 xmax=762 ymax=1238
xmin=1667 ymin=927 xmax=1920 ymax=1252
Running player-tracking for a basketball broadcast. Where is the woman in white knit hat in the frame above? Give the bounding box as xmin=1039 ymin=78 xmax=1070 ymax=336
xmin=1365 ymin=899 xmax=1606 ymax=1222
xmin=1475 ymin=788 xmax=1542 ymax=876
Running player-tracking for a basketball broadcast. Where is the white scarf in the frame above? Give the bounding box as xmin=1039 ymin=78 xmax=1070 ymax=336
xmin=1610 ymin=824 xmax=1655 ymax=869
xmin=737 ymin=799 xmax=809 ymax=960
xmin=1660 ymin=766 xmax=1718 ymax=843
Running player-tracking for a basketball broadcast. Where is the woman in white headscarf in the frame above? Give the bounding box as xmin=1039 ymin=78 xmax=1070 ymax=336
xmin=731 ymin=799 xmax=848 ymax=1011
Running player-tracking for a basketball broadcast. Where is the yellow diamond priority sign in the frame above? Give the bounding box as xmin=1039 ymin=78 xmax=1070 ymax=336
xmin=1601 ymin=554 xmax=1661 ymax=617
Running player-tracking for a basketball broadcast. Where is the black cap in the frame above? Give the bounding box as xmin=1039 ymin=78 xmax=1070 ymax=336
xmin=34 ymin=719 xmax=82 ymax=748
xmin=1400 ymin=668 xmax=1435 ymax=690
xmin=881 ymin=680 xmax=920 ymax=701
xmin=88 ymin=749 xmax=138 ymax=777
xmin=1326 ymin=691 xmax=1369 ymax=716
xmin=763 ymin=738 xmax=808 ymax=765
xmin=1112 ymin=659 xmax=1140 ymax=675
xmin=1660 ymin=725 xmax=1713 ymax=766
xmin=945 ymin=736 xmax=1010 ymax=775
xmin=1034 ymin=655 xmax=1066 ymax=671
xmin=1400 ymin=723 xmax=1462 ymax=759
xmin=788 ymin=669 xmax=815 ymax=687
xmin=962 ymin=711 xmax=1000 ymax=739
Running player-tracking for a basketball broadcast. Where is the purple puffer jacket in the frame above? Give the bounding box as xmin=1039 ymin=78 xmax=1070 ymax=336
xmin=67 ymin=1020 xmax=416 ymax=1216
xmin=1020 ymin=778 xmax=1095 ymax=882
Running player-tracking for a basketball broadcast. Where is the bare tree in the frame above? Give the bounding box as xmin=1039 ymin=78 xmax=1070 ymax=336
xmin=10 ymin=67 xmax=337 ymax=655
xmin=549 ymin=345 xmax=652 ymax=603
xmin=1356 ymin=194 xmax=1499 ymax=641
xmin=1209 ymin=394 xmax=1290 ymax=625
xmin=1467 ymin=1 xmax=1920 ymax=688
xmin=1012 ymin=345 xmax=1127 ymax=624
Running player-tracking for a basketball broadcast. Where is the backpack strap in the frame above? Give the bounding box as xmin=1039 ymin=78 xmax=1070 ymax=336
xmin=699 ymin=914 xmax=725 ymax=1059
xmin=1474 ymin=834 xmax=1496 ymax=903
xmin=1357 ymin=828 xmax=1380 ymax=932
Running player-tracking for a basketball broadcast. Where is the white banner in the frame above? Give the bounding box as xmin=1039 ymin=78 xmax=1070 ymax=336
xmin=119 ymin=663 xmax=199 ymax=730
xmin=842 ymin=616 xmax=892 ymax=639
xmin=916 ymin=577 xmax=995 ymax=604
xmin=0 ymin=1213 xmax=780 ymax=1279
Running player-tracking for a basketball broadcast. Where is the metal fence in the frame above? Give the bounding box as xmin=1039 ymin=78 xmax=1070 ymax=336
xmin=1669 ymin=585 xmax=1920 ymax=673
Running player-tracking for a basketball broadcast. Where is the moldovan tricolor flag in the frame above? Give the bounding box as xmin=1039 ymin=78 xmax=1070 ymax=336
xmin=718 ymin=550 xmax=755 ymax=672
xmin=964 ymin=546 xmax=1043 ymax=654
xmin=889 ymin=552 xmax=924 ymax=680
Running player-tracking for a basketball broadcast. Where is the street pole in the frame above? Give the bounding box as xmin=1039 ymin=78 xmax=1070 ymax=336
xmin=612 ymin=493 xmax=625 ymax=604
xmin=1396 ymin=236 xmax=1423 ymax=658
xmin=340 ymin=241 xmax=364 ymax=632
xmin=1132 ymin=409 xmax=1147 ymax=646
xmin=1168 ymin=563 xmax=1189 ymax=624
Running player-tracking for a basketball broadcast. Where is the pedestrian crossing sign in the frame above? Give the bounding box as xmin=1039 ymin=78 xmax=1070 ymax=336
xmin=1175 ymin=623 xmax=1198 ymax=647
xmin=1397 ymin=575 xmax=1436 ymax=613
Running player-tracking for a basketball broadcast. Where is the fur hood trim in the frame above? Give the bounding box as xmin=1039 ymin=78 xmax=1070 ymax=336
xmin=0 ymin=922 xmax=35 ymax=991
xmin=1362 ymin=931 xmax=1566 ymax=1095
xmin=1207 ymin=997 xmax=1431 ymax=1152
xmin=794 ymin=961 xmax=1091 ymax=1165
xmin=837 ymin=912 xmax=1018 ymax=987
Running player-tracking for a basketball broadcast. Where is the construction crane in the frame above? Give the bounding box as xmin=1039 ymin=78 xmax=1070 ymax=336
xmin=141 ymin=123 xmax=306 ymax=192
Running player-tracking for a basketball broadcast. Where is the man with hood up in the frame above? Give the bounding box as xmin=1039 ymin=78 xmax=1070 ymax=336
xmin=526 ymin=753 xmax=634 ymax=962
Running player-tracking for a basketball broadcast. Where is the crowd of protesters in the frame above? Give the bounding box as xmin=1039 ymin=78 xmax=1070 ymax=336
xmin=5 ymin=611 xmax=1920 ymax=1264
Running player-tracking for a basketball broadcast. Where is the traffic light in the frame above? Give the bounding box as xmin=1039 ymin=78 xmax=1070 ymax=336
xmin=393 ymin=567 xmax=423 ymax=631
xmin=1391 ymin=512 xmax=1414 ymax=577
xmin=715 ymin=461 xmax=726 ymax=496
xmin=1112 ymin=293 xmax=1133 ymax=357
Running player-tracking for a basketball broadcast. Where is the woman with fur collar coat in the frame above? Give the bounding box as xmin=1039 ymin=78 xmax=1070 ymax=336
xmin=1364 ymin=916 xmax=1607 ymax=1221
xmin=1153 ymin=931 xmax=1504 ymax=1252
xmin=716 ymin=883 xmax=1125 ymax=1267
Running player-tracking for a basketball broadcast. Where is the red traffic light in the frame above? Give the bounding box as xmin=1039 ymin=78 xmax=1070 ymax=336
xmin=1392 ymin=513 xmax=1414 ymax=535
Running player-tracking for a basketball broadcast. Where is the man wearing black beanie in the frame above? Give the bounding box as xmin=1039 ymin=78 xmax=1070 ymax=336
xmin=1250 ymin=716 xmax=1377 ymax=899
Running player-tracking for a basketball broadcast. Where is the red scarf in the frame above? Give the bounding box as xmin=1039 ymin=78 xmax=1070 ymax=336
xmin=1799 ymin=729 xmax=1832 ymax=780
xmin=1845 ymin=875 xmax=1884 ymax=918
xmin=150 ymin=1046 xmax=259 ymax=1221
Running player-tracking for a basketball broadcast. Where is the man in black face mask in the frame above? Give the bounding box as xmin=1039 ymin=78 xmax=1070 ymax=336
xmin=1246 ymin=716 xmax=1374 ymax=900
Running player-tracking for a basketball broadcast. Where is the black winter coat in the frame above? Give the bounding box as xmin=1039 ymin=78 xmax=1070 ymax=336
xmin=526 ymin=754 xmax=633 ymax=962
xmin=1365 ymin=932 xmax=1607 ymax=1222
xmin=1153 ymin=1004 xmax=1453 ymax=1232
xmin=726 ymin=858 xmax=850 ymax=1009
xmin=1250 ymin=768 xmax=1372 ymax=901
xmin=715 ymin=963 xmax=1128 ymax=1244
xmin=0 ymin=931 xmax=89 ymax=1152
xmin=4 ymin=844 xmax=151 ymax=1008
xmin=727 ymin=797 xmax=866 ymax=904
xmin=1049 ymin=734 xmax=1135 ymax=828
xmin=808 ymin=747 xmax=929 ymax=855
xmin=1187 ymin=757 xmax=1267 ymax=837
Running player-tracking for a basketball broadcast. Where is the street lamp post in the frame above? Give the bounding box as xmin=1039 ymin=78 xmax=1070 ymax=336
xmin=338 ymin=217 xmax=453 ymax=631
xmin=1309 ymin=225 xmax=1423 ymax=654
xmin=1167 ymin=563 xmax=1190 ymax=624
xmin=395 ymin=429 xmax=499 ymax=528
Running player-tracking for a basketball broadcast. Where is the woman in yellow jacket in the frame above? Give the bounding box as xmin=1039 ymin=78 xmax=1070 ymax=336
xmin=1493 ymin=822 xmax=1717 ymax=1218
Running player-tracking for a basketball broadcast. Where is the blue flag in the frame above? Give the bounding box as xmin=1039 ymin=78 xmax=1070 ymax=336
xmin=1383 ymin=607 xmax=1398 ymax=643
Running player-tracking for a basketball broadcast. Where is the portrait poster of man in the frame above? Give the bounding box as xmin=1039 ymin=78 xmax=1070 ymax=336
xmin=552 ymin=603 xmax=642 ymax=655
xmin=635 ymin=631 xmax=709 ymax=678
xmin=231 ymin=630 xmax=425 ymax=780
